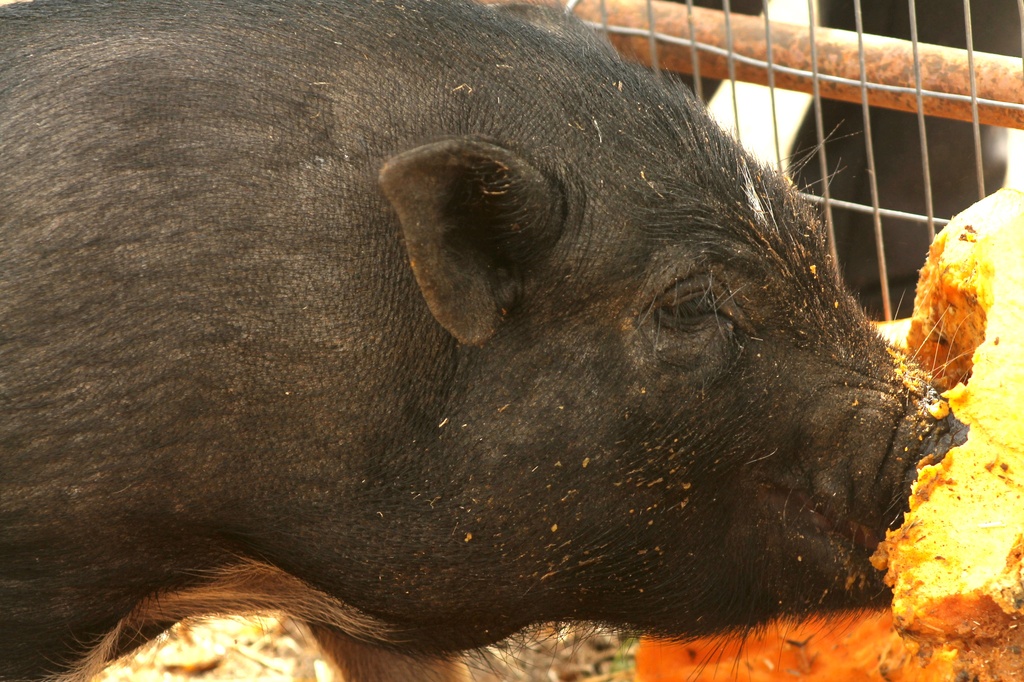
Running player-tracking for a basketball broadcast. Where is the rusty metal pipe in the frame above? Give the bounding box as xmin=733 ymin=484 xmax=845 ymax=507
xmin=569 ymin=0 xmax=1024 ymax=130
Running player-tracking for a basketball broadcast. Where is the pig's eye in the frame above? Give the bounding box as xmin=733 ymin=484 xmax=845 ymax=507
xmin=661 ymin=290 xmax=715 ymax=321
xmin=646 ymin=277 xmax=743 ymax=371
xmin=655 ymin=280 xmax=734 ymax=334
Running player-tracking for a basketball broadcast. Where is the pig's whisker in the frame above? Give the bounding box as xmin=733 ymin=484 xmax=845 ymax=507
xmin=892 ymin=288 xmax=911 ymax=321
xmin=744 ymin=449 xmax=778 ymax=466
xmin=905 ymin=304 xmax=950 ymax=367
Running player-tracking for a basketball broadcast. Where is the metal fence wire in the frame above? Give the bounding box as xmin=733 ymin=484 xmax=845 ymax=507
xmin=566 ymin=0 xmax=1024 ymax=321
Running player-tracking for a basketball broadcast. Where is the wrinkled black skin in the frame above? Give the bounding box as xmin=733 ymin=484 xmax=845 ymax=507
xmin=1 ymin=1 xmax=946 ymax=679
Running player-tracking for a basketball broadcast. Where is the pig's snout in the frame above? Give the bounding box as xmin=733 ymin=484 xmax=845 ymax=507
xmin=889 ymin=385 xmax=968 ymax=519
xmin=917 ymin=386 xmax=969 ymax=453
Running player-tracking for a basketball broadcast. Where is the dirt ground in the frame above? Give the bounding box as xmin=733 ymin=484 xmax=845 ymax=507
xmin=94 ymin=617 xmax=636 ymax=682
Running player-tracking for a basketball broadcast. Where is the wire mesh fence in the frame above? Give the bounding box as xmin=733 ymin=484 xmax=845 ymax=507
xmin=567 ymin=0 xmax=1024 ymax=320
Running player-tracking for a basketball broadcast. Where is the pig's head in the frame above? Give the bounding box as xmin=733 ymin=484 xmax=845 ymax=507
xmin=376 ymin=56 xmax=956 ymax=645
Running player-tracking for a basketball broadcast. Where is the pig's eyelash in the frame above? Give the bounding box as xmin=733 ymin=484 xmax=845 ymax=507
xmin=664 ymin=281 xmax=717 ymax=317
xmin=657 ymin=279 xmax=718 ymax=325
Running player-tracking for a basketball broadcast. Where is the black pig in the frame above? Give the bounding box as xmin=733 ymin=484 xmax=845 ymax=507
xmin=0 ymin=1 xmax=952 ymax=680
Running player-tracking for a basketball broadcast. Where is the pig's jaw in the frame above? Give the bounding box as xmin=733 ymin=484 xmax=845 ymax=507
xmin=737 ymin=382 xmax=962 ymax=617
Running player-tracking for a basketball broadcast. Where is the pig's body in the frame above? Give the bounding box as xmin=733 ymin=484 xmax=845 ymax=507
xmin=0 ymin=1 xmax=949 ymax=680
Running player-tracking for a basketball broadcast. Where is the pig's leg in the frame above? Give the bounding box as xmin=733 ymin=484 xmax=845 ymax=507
xmin=312 ymin=627 xmax=470 ymax=682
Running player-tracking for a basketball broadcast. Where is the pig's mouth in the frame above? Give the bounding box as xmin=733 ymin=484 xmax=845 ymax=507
xmin=766 ymin=399 xmax=968 ymax=555
xmin=766 ymin=488 xmax=883 ymax=553
xmin=755 ymin=403 xmax=967 ymax=576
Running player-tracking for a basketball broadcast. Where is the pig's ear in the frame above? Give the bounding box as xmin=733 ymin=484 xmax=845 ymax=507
xmin=379 ymin=138 xmax=563 ymax=345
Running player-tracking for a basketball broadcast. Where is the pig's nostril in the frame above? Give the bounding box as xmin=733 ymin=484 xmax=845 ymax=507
xmin=919 ymin=410 xmax=969 ymax=463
